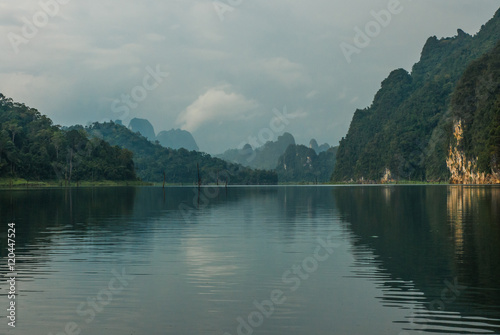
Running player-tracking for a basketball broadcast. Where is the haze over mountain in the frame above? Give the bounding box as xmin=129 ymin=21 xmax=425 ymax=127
xmin=1 ymin=3 xmax=498 ymax=184
xmin=217 ymin=132 xmax=337 ymax=182
xmin=309 ymin=139 xmax=331 ymax=154
xmin=127 ymin=117 xmax=199 ymax=151
xmin=217 ymin=132 xmax=296 ymax=170
xmin=1 ymin=2 xmax=497 ymax=154
xmin=156 ymin=129 xmax=199 ymax=152
xmin=128 ymin=118 xmax=156 ymax=141
xmin=85 ymin=121 xmax=277 ymax=184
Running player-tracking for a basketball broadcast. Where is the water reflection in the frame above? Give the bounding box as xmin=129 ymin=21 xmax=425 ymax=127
xmin=334 ymin=185 xmax=500 ymax=334
xmin=0 ymin=186 xmax=498 ymax=334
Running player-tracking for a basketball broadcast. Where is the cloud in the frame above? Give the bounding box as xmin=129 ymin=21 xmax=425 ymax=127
xmin=306 ymin=90 xmax=318 ymax=99
xmin=0 ymin=0 xmax=498 ymax=153
xmin=257 ymin=57 xmax=310 ymax=88
xmin=176 ymin=86 xmax=258 ymax=132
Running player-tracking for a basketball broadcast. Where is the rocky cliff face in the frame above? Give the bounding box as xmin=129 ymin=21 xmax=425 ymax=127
xmin=156 ymin=129 xmax=199 ymax=151
xmin=447 ymin=120 xmax=493 ymax=184
xmin=128 ymin=118 xmax=156 ymax=140
xmin=331 ymin=8 xmax=500 ymax=183
xmin=276 ymin=145 xmax=338 ymax=183
xmin=447 ymin=120 xmax=500 ymax=184
xmin=445 ymin=38 xmax=500 ymax=184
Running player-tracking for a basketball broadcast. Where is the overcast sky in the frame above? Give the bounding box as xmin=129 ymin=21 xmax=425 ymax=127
xmin=0 ymin=1 xmax=498 ymax=154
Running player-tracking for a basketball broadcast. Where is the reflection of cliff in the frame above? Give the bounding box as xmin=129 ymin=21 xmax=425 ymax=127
xmin=333 ymin=186 xmax=452 ymax=283
xmin=447 ymin=186 xmax=500 ymax=297
xmin=333 ymin=186 xmax=500 ymax=327
xmin=446 ymin=186 xmax=465 ymax=258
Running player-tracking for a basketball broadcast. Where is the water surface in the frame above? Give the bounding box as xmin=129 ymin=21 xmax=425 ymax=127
xmin=0 ymin=186 xmax=499 ymax=334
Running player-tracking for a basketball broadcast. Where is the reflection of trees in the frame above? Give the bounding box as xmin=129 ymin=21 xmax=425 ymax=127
xmin=334 ymin=186 xmax=452 ymax=283
xmin=0 ymin=186 xmax=338 ymax=262
xmin=1 ymin=185 xmax=499 ymax=331
xmin=0 ymin=188 xmax=137 ymax=260
xmin=273 ymin=187 xmax=338 ymax=241
xmin=446 ymin=186 xmax=500 ymax=311
xmin=333 ymin=185 xmax=500 ymax=329
xmin=0 ymin=186 xmax=271 ymax=263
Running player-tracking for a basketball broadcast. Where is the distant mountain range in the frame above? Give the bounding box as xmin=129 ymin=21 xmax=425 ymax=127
xmin=3 ymin=9 xmax=498 ymax=185
xmin=126 ymin=118 xmax=199 ymax=151
xmin=156 ymin=129 xmax=199 ymax=152
xmin=0 ymin=97 xmax=277 ymax=184
xmin=85 ymin=121 xmax=277 ymax=184
xmin=128 ymin=118 xmax=156 ymax=141
xmin=0 ymin=97 xmax=325 ymax=184
xmin=216 ymin=132 xmax=337 ymax=182
xmin=332 ymin=8 xmax=500 ymax=184
xmin=309 ymin=139 xmax=331 ymax=154
xmin=217 ymin=132 xmax=296 ymax=170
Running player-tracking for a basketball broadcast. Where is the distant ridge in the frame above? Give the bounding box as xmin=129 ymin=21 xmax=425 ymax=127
xmin=128 ymin=118 xmax=155 ymax=140
xmin=156 ymin=128 xmax=199 ymax=151
xmin=86 ymin=121 xmax=277 ymax=184
xmin=217 ymin=132 xmax=295 ymax=170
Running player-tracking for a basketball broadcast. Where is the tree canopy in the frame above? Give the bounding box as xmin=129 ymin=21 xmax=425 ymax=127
xmin=0 ymin=94 xmax=136 ymax=182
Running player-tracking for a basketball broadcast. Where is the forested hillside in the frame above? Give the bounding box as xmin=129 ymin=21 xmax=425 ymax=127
xmin=85 ymin=122 xmax=277 ymax=184
xmin=446 ymin=41 xmax=500 ymax=183
xmin=276 ymin=145 xmax=337 ymax=183
xmin=332 ymin=9 xmax=500 ymax=183
xmin=0 ymin=94 xmax=136 ymax=182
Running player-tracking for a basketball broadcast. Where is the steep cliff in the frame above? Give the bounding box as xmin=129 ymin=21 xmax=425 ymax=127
xmin=446 ymin=42 xmax=500 ymax=184
xmin=156 ymin=128 xmax=199 ymax=151
xmin=128 ymin=118 xmax=156 ymax=140
xmin=332 ymin=8 xmax=500 ymax=183
xmin=277 ymin=145 xmax=337 ymax=183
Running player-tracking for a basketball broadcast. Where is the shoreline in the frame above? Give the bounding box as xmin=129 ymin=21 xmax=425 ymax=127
xmin=0 ymin=178 xmax=151 ymax=189
xmin=3 ymin=178 xmax=499 ymax=189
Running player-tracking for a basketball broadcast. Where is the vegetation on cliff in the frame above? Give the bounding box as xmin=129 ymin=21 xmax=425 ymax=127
xmin=447 ymin=41 xmax=500 ymax=183
xmin=276 ymin=145 xmax=337 ymax=183
xmin=332 ymin=9 xmax=500 ymax=183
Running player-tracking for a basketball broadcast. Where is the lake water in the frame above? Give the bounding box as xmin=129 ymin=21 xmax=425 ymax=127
xmin=0 ymin=185 xmax=499 ymax=335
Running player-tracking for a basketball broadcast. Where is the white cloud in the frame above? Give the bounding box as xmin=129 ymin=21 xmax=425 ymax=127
xmin=0 ymin=0 xmax=498 ymax=153
xmin=176 ymin=86 xmax=258 ymax=132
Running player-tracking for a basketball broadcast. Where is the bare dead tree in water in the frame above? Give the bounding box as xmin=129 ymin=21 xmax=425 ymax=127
xmin=197 ymin=163 xmax=201 ymax=190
